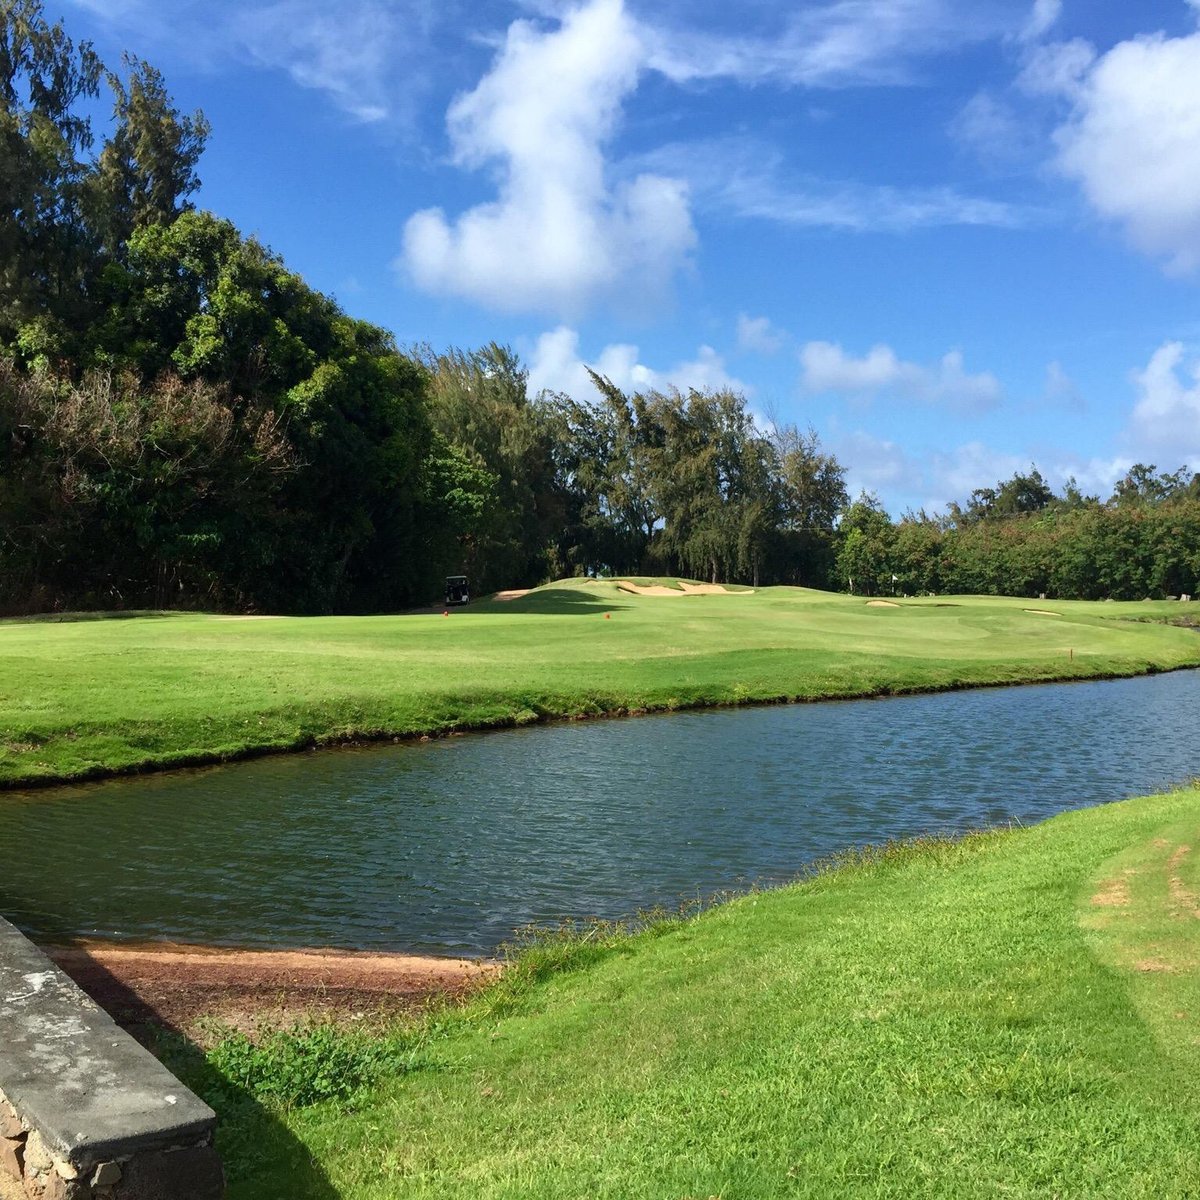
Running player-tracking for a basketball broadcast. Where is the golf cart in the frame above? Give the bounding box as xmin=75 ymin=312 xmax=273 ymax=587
xmin=444 ymin=575 xmax=470 ymax=606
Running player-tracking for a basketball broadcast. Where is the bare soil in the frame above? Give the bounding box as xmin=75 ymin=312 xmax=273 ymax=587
xmin=46 ymin=941 xmax=499 ymax=1041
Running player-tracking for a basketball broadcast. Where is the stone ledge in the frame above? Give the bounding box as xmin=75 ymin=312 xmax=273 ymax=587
xmin=0 ymin=919 xmax=221 ymax=1198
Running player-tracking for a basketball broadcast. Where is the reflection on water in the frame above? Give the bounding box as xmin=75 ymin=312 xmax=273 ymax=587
xmin=1 ymin=671 xmax=1197 ymax=955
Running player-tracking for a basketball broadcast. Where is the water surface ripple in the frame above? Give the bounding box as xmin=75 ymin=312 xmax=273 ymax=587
xmin=2 ymin=671 xmax=1198 ymax=954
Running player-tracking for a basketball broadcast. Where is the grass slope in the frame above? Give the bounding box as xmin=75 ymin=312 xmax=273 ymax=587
xmin=184 ymin=785 xmax=1200 ymax=1198
xmin=3 ymin=581 xmax=1198 ymax=787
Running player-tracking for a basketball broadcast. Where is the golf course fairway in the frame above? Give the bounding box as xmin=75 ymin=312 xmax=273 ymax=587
xmin=3 ymin=580 xmax=1199 ymax=788
xmin=170 ymin=782 xmax=1200 ymax=1198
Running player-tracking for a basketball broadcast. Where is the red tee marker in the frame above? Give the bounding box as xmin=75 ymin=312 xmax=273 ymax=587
xmin=605 ymin=612 xmax=611 ymax=619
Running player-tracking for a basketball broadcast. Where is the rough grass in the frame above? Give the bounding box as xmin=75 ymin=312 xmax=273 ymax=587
xmin=2 ymin=581 xmax=1199 ymax=787
xmin=170 ymin=785 xmax=1200 ymax=1198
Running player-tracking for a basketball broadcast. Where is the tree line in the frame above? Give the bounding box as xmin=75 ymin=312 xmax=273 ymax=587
xmin=837 ymin=467 xmax=1200 ymax=600
xmin=1 ymin=2 xmax=1197 ymax=614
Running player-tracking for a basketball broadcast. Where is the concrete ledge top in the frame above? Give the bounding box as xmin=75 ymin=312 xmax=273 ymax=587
xmin=0 ymin=918 xmax=215 ymax=1169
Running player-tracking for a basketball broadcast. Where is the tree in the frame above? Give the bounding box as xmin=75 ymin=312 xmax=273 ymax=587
xmin=0 ymin=0 xmax=102 ymax=355
xmin=1 ymin=3 xmax=208 ymax=365
xmin=92 ymin=55 xmax=209 ymax=259
xmin=1111 ymin=463 xmax=1194 ymax=508
xmin=771 ymin=423 xmax=847 ymax=587
xmin=964 ymin=467 xmax=1054 ymax=522
xmin=415 ymin=342 xmax=563 ymax=591
xmin=835 ymin=494 xmax=895 ymax=595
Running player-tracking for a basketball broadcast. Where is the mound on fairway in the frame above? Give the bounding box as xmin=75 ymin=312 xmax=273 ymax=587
xmin=2 ymin=582 xmax=1198 ymax=787
xmin=176 ymin=784 xmax=1200 ymax=1198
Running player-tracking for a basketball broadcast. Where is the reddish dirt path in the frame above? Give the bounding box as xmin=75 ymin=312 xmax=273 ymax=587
xmin=47 ymin=941 xmax=499 ymax=1039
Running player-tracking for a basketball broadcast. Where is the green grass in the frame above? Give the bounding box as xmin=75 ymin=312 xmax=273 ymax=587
xmin=3 ymin=580 xmax=1199 ymax=787
xmin=170 ymin=784 xmax=1200 ymax=1198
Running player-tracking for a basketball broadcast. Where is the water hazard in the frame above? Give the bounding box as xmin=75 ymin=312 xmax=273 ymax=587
xmin=2 ymin=671 xmax=1198 ymax=955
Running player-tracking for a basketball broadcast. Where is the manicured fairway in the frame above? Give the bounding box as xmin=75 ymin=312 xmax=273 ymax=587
xmin=3 ymin=581 xmax=1199 ymax=787
xmin=184 ymin=784 xmax=1200 ymax=1198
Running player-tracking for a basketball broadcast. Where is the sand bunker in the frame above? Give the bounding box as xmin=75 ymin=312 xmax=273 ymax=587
xmin=493 ymin=589 xmax=531 ymax=601
xmin=866 ymin=600 xmax=901 ymax=608
xmin=1023 ymin=608 xmax=1062 ymax=616
xmin=615 ymin=581 xmax=752 ymax=596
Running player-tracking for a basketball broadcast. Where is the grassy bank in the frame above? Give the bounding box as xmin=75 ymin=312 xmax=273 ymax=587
xmin=174 ymin=783 xmax=1200 ymax=1198
xmin=3 ymin=580 xmax=1199 ymax=787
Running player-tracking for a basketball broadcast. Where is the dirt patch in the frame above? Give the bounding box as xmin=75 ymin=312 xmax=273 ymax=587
xmin=866 ymin=600 xmax=900 ymax=608
xmin=1023 ymin=608 xmax=1062 ymax=616
xmin=1091 ymin=878 xmax=1132 ymax=908
xmin=1167 ymin=845 xmax=1200 ymax=918
xmin=47 ymin=941 xmax=499 ymax=1040
xmin=1135 ymin=958 xmax=1176 ymax=973
xmin=212 ymin=614 xmax=281 ymax=621
xmin=492 ymin=589 xmax=531 ymax=601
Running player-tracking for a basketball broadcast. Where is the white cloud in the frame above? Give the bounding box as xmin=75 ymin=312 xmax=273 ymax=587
xmin=400 ymin=0 xmax=695 ymax=316
xmin=526 ymin=325 xmax=746 ymax=398
xmin=1052 ymin=22 xmax=1200 ymax=274
xmin=635 ymin=137 xmax=1035 ymax=233
xmin=736 ymin=314 xmax=786 ymax=355
xmin=641 ymin=0 xmax=1010 ymax=89
xmin=836 ymin=435 xmax=1123 ymax=514
xmin=1040 ymin=361 xmax=1085 ymax=411
xmin=800 ymin=341 xmax=1003 ymax=413
xmin=835 ymin=430 xmax=912 ymax=497
xmin=1016 ymin=37 xmax=1096 ymax=97
xmin=233 ymin=1 xmax=402 ymax=122
xmin=1124 ymin=342 xmax=1200 ymax=462
xmin=949 ymin=91 xmax=1030 ymax=164
xmin=68 ymin=0 xmax=445 ymax=124
xmin=1017 ymin=0 xmax=1061 ymax=44
xmin=926 ymin=441 xmax=1026 ymax=501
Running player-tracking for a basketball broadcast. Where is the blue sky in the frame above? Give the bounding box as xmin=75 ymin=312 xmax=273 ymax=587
xmin=63 ymin=0 xmax=1200 ymax=513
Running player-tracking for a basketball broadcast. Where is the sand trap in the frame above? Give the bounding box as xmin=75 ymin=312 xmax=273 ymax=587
xmin=493 ymin=589 xmax=531 ymax=601
xmin=1023 ymin=608 xmax=1061 ymax=616
xmin=615 ymin=581 xmax=753 ymax=596
xmin=213 ymin=614 xmax=281 ymax=621
xmin=616 ymin=581 xmax=683 ymax=596
xmin=866 ymin=600 xmax=901 ymax=608
xmin=679 ymin=582 xmax=753 ymax=595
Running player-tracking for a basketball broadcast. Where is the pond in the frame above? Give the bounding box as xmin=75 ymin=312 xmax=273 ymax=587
xmin=2 ymin=670 xmax=1198 ymax=955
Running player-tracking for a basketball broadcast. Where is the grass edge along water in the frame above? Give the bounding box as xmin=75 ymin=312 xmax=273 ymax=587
xmin=168 ymin=783 xmax=1200 ymax=1198
xmin=3 ymin=580 xmax=1199 ymax=789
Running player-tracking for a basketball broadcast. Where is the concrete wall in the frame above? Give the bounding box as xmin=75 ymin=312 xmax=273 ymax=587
xmin=0 ymin=919 xmax=222 ymax=1199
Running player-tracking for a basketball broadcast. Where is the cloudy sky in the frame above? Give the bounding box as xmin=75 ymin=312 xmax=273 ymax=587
xmin=65 ymin=0 xmax=1200 ymax=512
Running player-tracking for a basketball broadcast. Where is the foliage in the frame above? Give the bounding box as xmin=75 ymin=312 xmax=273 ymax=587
xmin=846 ymin=465 xmax=1200 ymax=601
xmin=204 ymin=1024 xmax=420 ymax=1110
xmin=3 ymin=1 xmax=1199 ymax=617
xmin=549 ymin=377 xmax=844 ymax=587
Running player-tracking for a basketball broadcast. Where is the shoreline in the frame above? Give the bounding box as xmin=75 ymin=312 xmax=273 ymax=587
xmin=3 ymin=657 xmax=1198 ymax=795
xmin=45 ymin=940 xmax=499 ymax=1039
